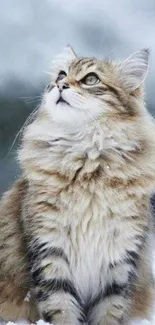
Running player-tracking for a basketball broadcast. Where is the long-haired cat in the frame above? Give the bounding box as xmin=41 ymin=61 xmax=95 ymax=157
xmin=0 ymin=47 xmax=155 ymax=325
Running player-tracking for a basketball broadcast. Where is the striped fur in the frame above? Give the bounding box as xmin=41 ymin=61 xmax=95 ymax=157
xmin=0 ymin=48 xmax=155 ymax=324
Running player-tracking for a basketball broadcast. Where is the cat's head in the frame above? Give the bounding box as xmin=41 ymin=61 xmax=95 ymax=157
xmin=42 ymin=46 xmax=149 ymax=128
xmin=19 ymin=47 xmax=155 ymax=181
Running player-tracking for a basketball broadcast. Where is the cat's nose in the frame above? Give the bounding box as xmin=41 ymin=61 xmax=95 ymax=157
xmin=57 ymin=81 xmax=70 ymax=92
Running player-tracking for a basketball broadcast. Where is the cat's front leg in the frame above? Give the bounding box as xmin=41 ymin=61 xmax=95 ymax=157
xmin=27 ymin=238 xmax=84 ymax=325
xmin=89 ymin=247 xmax=142 ymax=325
xmin=89 ymin=284 xmax=130 ymax=325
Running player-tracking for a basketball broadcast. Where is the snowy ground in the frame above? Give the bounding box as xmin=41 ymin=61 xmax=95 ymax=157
xmin=2 ymin=254 xmax=155 ymax=325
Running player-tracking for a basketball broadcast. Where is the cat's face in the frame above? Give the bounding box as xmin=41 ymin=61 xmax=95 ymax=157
xmin=43 ymin=47 xmax=149 ymax=127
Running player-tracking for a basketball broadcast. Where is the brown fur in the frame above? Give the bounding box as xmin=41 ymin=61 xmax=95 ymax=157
xmin=0 ymin=179 xmax=39 ymax=321
xmin=0 ymin=49 xmax=155 ymax=323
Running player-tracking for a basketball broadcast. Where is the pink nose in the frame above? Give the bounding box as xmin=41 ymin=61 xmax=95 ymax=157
xmin=57 ymin=82 xmax=70 ymax=92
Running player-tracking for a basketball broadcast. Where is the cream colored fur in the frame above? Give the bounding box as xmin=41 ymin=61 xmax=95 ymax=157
xmin=0 ymin=47 xmax=155 ymax=325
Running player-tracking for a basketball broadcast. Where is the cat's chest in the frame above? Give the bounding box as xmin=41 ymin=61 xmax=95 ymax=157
xmin=51 ymin=180 xmax=136 ymax=298
xmin=65 ymin=197 xmax=131 ymax=299
xmin=63 ymin=183 xmax=131 ymax=267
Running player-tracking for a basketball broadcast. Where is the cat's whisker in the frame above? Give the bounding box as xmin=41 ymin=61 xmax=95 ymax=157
xmin=7 ymin=105 xmax=40 ymax=156
xmin=43 ymin=70 xmax=52 ymax=76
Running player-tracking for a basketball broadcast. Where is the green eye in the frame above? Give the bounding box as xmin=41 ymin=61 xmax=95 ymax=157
xmin=81 ymin=73 xmax=100 ymax=85
xmin=56 ymin=70 xmax=67 ymax=82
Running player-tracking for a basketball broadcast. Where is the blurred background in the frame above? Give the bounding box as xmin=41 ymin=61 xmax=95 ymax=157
xmin=0 ymin=0 xmax=155 ymax=194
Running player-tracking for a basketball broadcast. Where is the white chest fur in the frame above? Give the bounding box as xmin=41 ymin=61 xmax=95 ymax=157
xmin=57 ymin=183 xmax=139 ymax=302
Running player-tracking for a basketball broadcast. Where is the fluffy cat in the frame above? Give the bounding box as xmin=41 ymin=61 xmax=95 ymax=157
xmin=0 ymin=47 xmax=155 ymax=325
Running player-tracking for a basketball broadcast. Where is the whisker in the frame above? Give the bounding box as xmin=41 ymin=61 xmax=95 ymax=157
xmin=105 ymin=47 xmax=118 ymax=58
xmin=96 ymin=35 xmax=107 ymax=58
xmin=18 ymin=95 xmax=42 ymax=105
xmin=43 ymin=70 xmax=52 ymax=76
xmin=7 ymin=105 xmax=40 ymax=157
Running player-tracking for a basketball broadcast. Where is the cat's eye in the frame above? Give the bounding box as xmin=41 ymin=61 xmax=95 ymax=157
xmin=81 ymin=73 xmax=100 ymax=86
xmin=56 ymin=70 xmax=67 ymax=82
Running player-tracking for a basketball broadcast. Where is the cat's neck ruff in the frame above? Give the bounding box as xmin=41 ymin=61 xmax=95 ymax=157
xmin=48 ymin=120 xmax=103 ymax=160
xmin=19 ymin=116 xmax=108 ymax=183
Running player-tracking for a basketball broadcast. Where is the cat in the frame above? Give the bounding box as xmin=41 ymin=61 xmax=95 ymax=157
xmin=0 ymin=47 xmax=155 ymax=325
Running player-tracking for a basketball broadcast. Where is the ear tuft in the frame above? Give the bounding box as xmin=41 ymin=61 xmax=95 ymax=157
xmin=120 ymin=48 xmax=150 ymax=91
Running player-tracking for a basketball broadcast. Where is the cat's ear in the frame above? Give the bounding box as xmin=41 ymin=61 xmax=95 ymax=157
xmin=120 ymin=48 xmax=149 ymax=91
xmin=55 ymin=45 xmax=77 ymax=62
xmin=65 ymin=45 xmax=77 ymax=59
xmin=50 ymin=46 xmax=76 ymax=77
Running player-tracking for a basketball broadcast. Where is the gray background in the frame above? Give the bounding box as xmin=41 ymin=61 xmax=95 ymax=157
xmin=0 ymin=0 xmax=155 ymax=194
